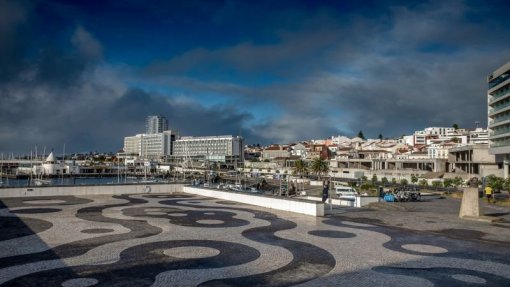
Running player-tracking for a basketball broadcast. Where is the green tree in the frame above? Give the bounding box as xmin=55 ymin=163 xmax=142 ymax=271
xmin=432 ymin=181 xmax=443 ymax=188
xmin=504 ymin=177 xmax=510 ymax=191
xmin=486 ymin=174 xmax=504 ymax=191
xmin=378 ymin=134 xmax=383 ymax=140
xmin=357 ymin=130 xmax=365 ymax=140
xmin=400 ymin=178 xmax=408 ymax=186
xmin=419 ymin=179 xmax=428 ymax=187
xmin=452 ymin=123 xmax=459 ymax=130
xmin=292 ymin=159 xmax=308 ymax=178
xmin=443 ymin=178 xmax=453 ymax=188
xmin=391 ymin=178 xmax=397 ymax=185
xmin=411 ymin=175 xmax=418 ymax=184
xmin=310 ymin=157 xmax=329 ymax=179
xmin=452 ymin=176 xmax=464 ymax=188
xmin=381 ymin=177 xmax=389 ymax=186
xmin=371 ymin=174 xmax=378 ymax=183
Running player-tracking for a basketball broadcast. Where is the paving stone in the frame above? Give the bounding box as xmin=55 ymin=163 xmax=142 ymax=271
xmin=0 ymin=193 xmax=509 ymax=286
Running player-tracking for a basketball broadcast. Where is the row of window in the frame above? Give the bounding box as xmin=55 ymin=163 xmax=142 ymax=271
xmin=489 ymin=70 xmax=510 ymax=89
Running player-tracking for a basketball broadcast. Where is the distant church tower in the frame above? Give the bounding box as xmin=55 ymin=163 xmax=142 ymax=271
xmin=146 ymin=115 xmax=168 ymax=134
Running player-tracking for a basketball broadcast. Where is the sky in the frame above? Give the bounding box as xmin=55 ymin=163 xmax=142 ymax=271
xmin=1 ymin=0 xmax=510 ymax=154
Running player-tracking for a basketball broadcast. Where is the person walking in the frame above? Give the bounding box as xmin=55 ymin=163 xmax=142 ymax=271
xmin=484 ymin=185 xmax=493 ymax=203
xmin=322 ymin=180 xmax=329 ymax=202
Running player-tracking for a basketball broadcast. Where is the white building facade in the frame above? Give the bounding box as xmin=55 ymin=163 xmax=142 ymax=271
xmin=488 ymin=60 xmax=510 ymax=178
xmin=172 ymin=135 xmax=243 ymax=163
xmin=123 ymin=131 xmax=175 ymax=160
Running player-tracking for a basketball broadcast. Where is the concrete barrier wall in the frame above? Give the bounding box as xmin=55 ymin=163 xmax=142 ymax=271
xmin=301 ymin=196 xmax=355 ymax=207
xmin=301 ymin=195 xmax=380 ymax=207
xmin=0 ymin=184 xmax=183 ymax=198
xmin=355 ymin=196 xmax=380 ymax=207
xmin=183 ymin=187 xmax=324 ymax=216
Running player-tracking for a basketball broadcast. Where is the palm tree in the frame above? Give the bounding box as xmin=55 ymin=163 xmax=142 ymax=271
xmin=292 ymin=159 xmax=308 ymax=178
xmin=310 ymin=157 xmax=329 ymax=179
xmin=293 ymin=159 xmax=308 ymax=193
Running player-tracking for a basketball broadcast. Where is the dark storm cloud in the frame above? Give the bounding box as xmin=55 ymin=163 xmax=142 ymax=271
xmin=2 ymin=0 xmax=510 ymax=154
xmin=0 ymin=2 xmax=258 ymax=154
xmin=144 ymin=0 xmax=510 ymax=140
xmin=0 ymin=0 xmax=32 ymax=82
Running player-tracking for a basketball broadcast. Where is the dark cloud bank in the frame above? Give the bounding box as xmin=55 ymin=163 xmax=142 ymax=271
xmin=1 ymin=0 xmax=510 ymax=154
xmin=0 ymin=1 xmax=259 ymax=154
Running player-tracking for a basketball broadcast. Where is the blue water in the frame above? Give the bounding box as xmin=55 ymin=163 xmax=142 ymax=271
xmin=0 ymin=176 xmax=150 ymax=187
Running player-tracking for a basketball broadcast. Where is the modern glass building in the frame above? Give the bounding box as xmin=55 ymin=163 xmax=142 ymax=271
xmin=488 ymin=60 xmax=510 ymax=177
xmin=146 ymin=115 xmax=169 ymax=134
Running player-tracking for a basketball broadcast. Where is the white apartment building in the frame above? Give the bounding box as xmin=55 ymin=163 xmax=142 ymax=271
xmin=423 ymin=127 xmax=455 ymax=136
xmin=123 ymin=131 xmax=175 ymax=160
xmin=405 ymin=127 xmax=458 ymax=146
xmin=330 ymin=135 xmax=351 ymax=145
xmin=488 ymin=60 xmax=510 ymax=178
xmin=427 ymin=142 xmax=458 ymax=159
xmin=172 ymin=135 xmax=243 ymax=163
xmin=290 ymin=143 xmax=307 ymax=158
xmin=469 ymin=128 xmax=489 ymax=144
xmin=124 ymin=134 xmax=143 ymax=155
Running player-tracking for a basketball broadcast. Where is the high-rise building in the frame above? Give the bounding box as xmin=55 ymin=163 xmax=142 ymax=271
xmin=146 ymin=115 xmax=168 ymax=134
xmin=488 ymin=60 xmax=510 ymax=178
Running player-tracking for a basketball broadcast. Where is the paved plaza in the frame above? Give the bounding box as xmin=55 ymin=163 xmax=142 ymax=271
xmin=1 ymin=193 xmax=510 ymax=286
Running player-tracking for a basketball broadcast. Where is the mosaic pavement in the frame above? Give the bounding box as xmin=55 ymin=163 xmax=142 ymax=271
xmin=1 ymin=193 xmax=510 ymax=286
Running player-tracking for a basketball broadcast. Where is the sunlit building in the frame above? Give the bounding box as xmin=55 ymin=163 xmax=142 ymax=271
xmin=488 ymin=60 xmax=510 ymax=177
xmin=123 ymin=131 xmax=175 ymax=160
xmin=172 ymin=135 xmax=243 ymax=164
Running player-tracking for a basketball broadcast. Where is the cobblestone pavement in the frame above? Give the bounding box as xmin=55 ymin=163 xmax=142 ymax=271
xmin=1 ymin=193 xmax=510 ymax=286
xmin=332 ymin=197 xmax=510 ymax=244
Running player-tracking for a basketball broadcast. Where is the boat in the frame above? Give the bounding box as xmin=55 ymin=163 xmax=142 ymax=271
xmin=138 ymin=178 xmax=158 ymax=184
xmin=34 ymin=178 xmax=52 ymax=186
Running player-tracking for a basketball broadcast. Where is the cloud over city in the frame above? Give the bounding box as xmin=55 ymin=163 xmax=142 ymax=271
xmin=1 ymin=0 xmax=510 ymax=153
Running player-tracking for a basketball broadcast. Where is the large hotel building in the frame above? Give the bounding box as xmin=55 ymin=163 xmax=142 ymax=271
xmin=122 ymin=115 xmax=243 ymax=164
xmin=488 ymin=60 xmax=510 ymax=178
xmin=172 ymin=135 xmax=244 ymax=164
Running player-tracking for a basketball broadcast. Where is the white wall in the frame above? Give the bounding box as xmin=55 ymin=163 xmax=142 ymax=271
xmin=183 ymin=186 xmax=324 ymax=216
xmin=0 ymin=184 xmax=183 ymax=198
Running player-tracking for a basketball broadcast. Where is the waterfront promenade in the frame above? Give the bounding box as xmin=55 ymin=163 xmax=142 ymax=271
xmin=1 ymin=192 xmax=510 ymax=286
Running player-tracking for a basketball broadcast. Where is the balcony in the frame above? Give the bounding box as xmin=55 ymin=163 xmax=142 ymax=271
xmin=488 ymin=77 xmax=510 ymax=94
xmin=489 ymin=87 xmax=510 ymax=104
xmin=489 ymin=114 xmax=510 ymax=127
xmin=490 ymin=140 xmax=510 ymax=148
xmin=488 ymin=103 xmax=510 ymax=116
xmin=490 ymin=126 xmax=510 ymax=136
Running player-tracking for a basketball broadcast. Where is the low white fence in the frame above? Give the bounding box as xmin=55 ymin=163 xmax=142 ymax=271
xmin=0 ymin=184 xmax=183 ymax=198
xmin=183 ymin=186 xmax=325 ymax=216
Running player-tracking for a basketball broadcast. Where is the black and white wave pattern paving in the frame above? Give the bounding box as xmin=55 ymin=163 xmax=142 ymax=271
xmin=0 ymin=193 xmax=509 ymax=286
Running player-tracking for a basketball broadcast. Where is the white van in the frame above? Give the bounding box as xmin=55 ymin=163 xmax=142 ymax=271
xmin=335 ymin=186 xmax=358 ymax=200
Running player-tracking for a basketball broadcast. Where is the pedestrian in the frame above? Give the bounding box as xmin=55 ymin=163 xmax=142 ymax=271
xmin=322 ymin=180 xmax=329 ymax=202
xmin=484 ymin=185 xmax=493 ymax=203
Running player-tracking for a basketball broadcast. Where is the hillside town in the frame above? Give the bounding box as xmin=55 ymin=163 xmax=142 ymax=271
xmin=1 ymin=60 xmax=510 ymax=192
xmin=0 ymin=120 xmax=500 ymax=189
